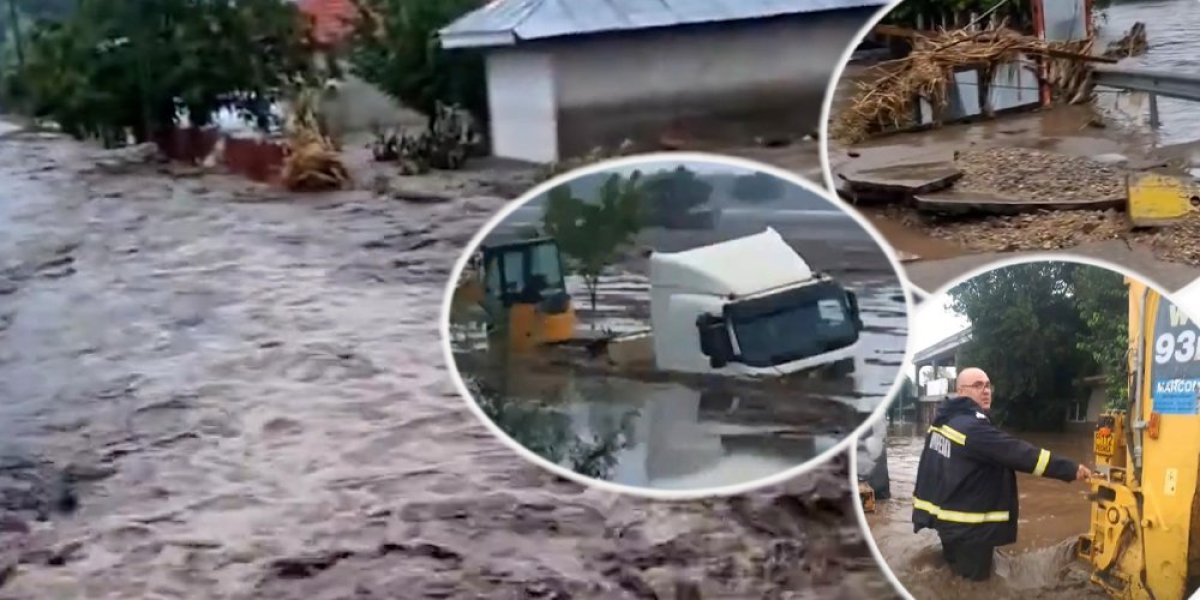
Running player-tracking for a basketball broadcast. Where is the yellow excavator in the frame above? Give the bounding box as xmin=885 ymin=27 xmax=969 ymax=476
xmin=452 ymin=235 xmax=578 ymax=353
xmin=1076 ymin=278 xmax=1200 ymax=600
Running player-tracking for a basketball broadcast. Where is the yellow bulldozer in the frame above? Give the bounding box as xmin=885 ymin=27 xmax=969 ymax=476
xmin=452 ymin=235 xmax=579 ymax=353
xmin=1076 ymin=278 xmax=1200 ymax=600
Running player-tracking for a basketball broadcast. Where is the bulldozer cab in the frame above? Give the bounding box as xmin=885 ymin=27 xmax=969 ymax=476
xmin=477 ymin=236 xmax=571 ymax=322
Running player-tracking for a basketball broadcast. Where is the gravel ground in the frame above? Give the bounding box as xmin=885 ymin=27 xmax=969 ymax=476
xmin=879 ymin=205 xmax=1200 ymax=266
xmin=953 ymin=147 xmax=1127 ymax=202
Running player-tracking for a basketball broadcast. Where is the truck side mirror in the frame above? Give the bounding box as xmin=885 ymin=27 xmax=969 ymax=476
xmin=696 ymin=314 xmax=734 ymax=369
xmin=846 ymin=291 xmax=864 ymax=331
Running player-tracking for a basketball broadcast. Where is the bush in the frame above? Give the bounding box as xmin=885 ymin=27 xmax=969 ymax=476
xmin=4 ymin=0 xmax=317 ymax=146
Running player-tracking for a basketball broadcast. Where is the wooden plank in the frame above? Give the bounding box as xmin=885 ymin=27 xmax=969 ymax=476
xmin=838 ymin=162 xmax=963 ymax=203
xmin=913 ymin=189 xmax=1126 ymax=215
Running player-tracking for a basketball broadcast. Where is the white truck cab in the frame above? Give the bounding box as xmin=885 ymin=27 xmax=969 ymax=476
xmin=643 ymin=227 xmax=864 ymax=377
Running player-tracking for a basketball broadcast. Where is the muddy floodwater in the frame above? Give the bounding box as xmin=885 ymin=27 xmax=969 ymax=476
xmin=0 ymin=129 xmax=901 ymax=598
xmin=453 ymin=269 xmax=907 ymax=491
xmin=1100 ymin=0 xmax=1200 ymax=148
xmin=866 ymin=422 xmax=1108 ymax=599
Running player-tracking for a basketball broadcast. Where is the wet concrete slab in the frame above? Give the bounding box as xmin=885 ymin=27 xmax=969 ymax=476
xmin=913 ymin=189 xmax=1127 ymax=215
xmin=839 ymin=161 xmax=963 ymax=203
xmin=903 ymin=240 xmax=1200 ymax=294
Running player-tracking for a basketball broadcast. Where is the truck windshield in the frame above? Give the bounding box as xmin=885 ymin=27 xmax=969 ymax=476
xmin=726 ymin=281 xmax=859 ymax=368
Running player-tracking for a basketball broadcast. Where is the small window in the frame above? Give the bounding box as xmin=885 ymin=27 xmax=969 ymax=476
xmin=528 ymin=242 xmax=564 ymax=291
xmin=1067 ymin=398 xmax=1088 ymax=423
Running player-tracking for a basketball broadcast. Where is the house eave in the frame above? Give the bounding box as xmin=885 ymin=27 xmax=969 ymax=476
xmin=439 ymin=31 xmax=518 ymax=49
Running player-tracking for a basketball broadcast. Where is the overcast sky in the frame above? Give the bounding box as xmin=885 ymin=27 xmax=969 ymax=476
xmin=908 ymin=294 xmax=972 ymax=381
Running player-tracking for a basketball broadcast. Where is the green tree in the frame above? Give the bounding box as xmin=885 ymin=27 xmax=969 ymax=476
xmin=731 ymin=172 xmax=785 ymax=202
xmin=948 ymin=262 xmax=1089 ymax=431
xmin=541 ymin=172 xmax=644 ymax=313
xmin=346 ymin=0 xmax=486 ymax=127
xmin=1071 ymin=266 xmax=1129 ymax=409
xmin=5 ymin=0 xmax=315 ymax=145
xmin=889 ymin=373 xmax=919 ymax=422
xmin=640 ymin=166 xmax=714 ymax=227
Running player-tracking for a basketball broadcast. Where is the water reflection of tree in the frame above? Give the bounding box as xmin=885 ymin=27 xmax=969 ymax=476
xmin=462 ymin=373 xmax=639 ymax=481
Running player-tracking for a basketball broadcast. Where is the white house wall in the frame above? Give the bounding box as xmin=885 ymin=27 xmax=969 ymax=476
xmin=485 ymin=50 xmax=558 ymax=163
xmin=547 ymin=11 xmax=875 ymax=156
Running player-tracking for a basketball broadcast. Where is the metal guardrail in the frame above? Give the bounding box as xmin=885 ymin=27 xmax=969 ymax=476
xmin=1092 ymin=66 xmax=1200 ymax=127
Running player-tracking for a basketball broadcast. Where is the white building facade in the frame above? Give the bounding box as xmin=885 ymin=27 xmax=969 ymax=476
xmin=440 ymin=0 xmax=888 ymax=163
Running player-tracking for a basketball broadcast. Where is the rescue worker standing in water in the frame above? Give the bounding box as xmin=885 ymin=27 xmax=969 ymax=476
xmin=911 ymin=367 xmax=1092 ymax=581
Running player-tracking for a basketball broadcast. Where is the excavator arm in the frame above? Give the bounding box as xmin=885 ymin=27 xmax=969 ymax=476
xmin=1078 ymin=280 xmax=1200 ymax=600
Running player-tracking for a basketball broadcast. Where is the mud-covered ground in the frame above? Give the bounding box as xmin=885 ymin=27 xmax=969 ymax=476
xmin=823 ymin=7 xmax=1200 ymax=274
xmin=0 ymin=128 xmax=897 ymax=599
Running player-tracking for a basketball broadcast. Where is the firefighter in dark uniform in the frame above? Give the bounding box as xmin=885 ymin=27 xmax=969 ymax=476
xmin=912 ymin=367 xmax=1092 ymax=581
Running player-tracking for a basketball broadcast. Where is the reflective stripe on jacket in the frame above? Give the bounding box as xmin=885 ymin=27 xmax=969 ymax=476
xmin=911 ymin=396 xmax=1079 ymax=547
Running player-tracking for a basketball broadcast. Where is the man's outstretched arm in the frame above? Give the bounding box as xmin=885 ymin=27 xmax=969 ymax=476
xmin=953 ymin=420 xmax=1087 ymax=482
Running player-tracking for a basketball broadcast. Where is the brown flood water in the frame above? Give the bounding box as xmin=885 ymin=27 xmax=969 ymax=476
xmin=867 ymin=422 xmax=1109 ymax=599
xmin=0 ymin=129 xmax=900 ymax=599
xmin=452 ymin=207 xmax=910 ymax=491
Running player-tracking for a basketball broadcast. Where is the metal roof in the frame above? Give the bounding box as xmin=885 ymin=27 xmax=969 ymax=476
xmin=439 ymin=0 xmax=890 ymax=49
xmin=912 ymin=326 xmax=973 ymax=366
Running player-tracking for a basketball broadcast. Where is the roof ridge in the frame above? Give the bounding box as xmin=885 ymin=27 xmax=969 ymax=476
xmin=501 ymin=0 xmax=549 ymax=31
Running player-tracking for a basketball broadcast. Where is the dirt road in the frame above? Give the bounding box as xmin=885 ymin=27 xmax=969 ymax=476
xmin=0 ymin=129 xmax=896 ymax=599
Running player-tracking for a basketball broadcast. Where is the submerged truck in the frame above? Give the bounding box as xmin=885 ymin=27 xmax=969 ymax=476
xmin=453 ymin=227 xmax=865 ymax=379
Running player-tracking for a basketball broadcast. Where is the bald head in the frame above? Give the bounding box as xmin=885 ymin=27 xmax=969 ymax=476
xmin=956 ymin=367 xmax=993 ymax=410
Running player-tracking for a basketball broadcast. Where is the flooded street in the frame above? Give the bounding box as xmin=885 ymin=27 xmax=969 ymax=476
xmin=0 ymin=129 xmax=899 ymax=598
xmin=457 ymin=177 xmax=909 ymax=492
xmin=452 ymin=264 xmax=908 ymax=491
xmin=866 ymin=423 xmax=1107 ymax=599
xmin=1100 ymin=0 xmax=1200 ymax=147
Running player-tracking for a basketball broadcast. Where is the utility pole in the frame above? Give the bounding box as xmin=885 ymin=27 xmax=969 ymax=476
xmin=5 ymin=0 xmax=22 ymax=68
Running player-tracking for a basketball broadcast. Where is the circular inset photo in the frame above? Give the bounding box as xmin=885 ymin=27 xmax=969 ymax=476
xmin=851 ymin=255 xmax=1200 ymax=599
xmin=440 ymin=152 xmax=913 ymax=498
xmin=821 ymin=3 xmax=1200 ymax=297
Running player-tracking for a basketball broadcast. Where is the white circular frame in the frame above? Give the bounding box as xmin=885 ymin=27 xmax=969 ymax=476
xmin=438 ymin=150 xmax=918 ymax=501
xmin=846 ymin=251 xmax=1196 ymax=600
xmin=818 ymin=0 xmax=906 ymax=198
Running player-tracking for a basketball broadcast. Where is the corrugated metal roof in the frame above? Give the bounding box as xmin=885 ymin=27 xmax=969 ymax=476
xmin=440 ymin=0 xmax=889 ymax=48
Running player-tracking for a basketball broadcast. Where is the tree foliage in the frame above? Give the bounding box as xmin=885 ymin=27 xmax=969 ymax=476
xmin=640 ymin=166 xmax=714 ymax=225
xmin=347 ymin=0 xmax=486 ymax=125
xmin=4 ymin=0 xmax=316 ymax=145
xmin=948 ymin=262 xmax=1127 ymax=431
xmin=541 ymin=173 xmax=644 ymax=313
xmin=1072 ymin=266 xmax=1129 ymax=408
xmin=889 ymin=373 xmax=920 ymax=422
xmin=731 ymin=172 xmax=785 ymax=202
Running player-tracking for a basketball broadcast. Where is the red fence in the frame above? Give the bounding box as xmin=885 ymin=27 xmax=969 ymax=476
xmin=154 ymin=126 xmax=287 ymax=185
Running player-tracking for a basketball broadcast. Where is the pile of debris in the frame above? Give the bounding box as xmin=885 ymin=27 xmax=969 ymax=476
xmin=831 ymin=22 xmax=1115 ymax=144
xmin=280 ymin=87 xmax=351 ymax=192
